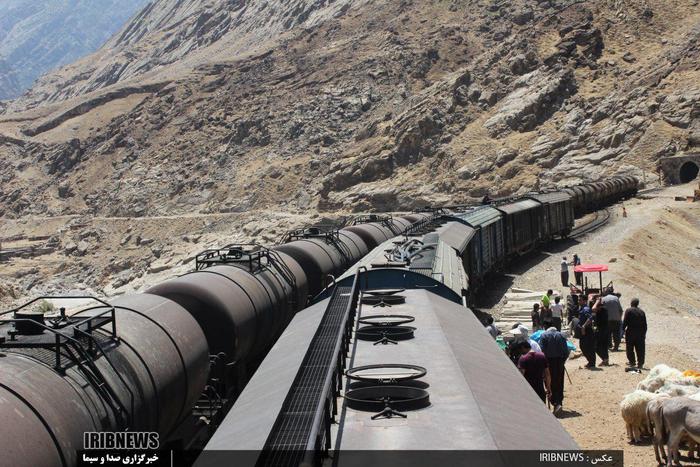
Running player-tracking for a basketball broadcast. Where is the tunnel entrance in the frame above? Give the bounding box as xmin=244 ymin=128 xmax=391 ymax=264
xmin=679 ymin=161 xmax=699 ymax=183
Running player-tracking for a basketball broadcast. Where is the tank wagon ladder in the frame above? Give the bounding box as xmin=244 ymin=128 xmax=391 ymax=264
xmin=0 ymin=296 xmax=134 ymax=428
xmin=257 ymin=267 xmax=366 ymax=466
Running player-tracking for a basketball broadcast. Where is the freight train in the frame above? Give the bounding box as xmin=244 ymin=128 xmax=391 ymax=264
xmin=0 ymin=176 xmax=638 ymax=466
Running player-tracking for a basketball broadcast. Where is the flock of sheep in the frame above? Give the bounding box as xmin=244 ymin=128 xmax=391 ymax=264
xmin=620 ymin=364 xmax=700 ymax=465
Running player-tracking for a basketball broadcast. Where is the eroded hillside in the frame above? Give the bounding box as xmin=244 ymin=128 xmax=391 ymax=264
xmin=0 ymin=0 xmax=698 ymax=220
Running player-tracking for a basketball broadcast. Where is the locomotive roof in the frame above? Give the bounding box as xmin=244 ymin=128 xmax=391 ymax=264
xmin=201 ymin=298 xmax=331 ymax=452
xmin=334 ymin=289 xmax=578 ymax=453
xmin=199 ymin=289 xmax=577 ymax=462
xmin=331 ymin=225 xmax=470 ymax=300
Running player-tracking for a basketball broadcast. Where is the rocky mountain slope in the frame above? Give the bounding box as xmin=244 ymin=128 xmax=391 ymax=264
xmin=0 ymin=0 xmax=147 ymax=100
xmin=0 ymin=0 xmax=698 ymax=220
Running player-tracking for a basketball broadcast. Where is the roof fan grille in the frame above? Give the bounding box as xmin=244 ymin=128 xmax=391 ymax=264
xmin=360 ymin=294 xmax=406 ymax=307
xmin=346 ymin=364 xmax=426 ymax=384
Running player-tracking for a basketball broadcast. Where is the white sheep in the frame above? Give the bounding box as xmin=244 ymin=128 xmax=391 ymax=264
xmin=637 ymin=364 xmax=684 ymax=392
xmin=620 ymin=390 xmax=666 ymax=443
xmin=690 ymin=392 xmax=700 ymax=402
xmin=656 ymin=382 xmax=700 ymax=397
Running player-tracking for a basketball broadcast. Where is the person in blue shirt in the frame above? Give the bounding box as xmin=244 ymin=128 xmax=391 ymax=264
xmin=539 ymin=327 xmax=571 ymax=415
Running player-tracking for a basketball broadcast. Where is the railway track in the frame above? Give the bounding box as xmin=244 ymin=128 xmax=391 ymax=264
xmin=570 ymin=208 xmax=611 ymax=238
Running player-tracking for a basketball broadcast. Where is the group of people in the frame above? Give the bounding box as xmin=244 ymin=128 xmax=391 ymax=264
xmin=495 ymin=324 xmax=570 ymax=416
xmin=572 ymin=290 xmax=648 ymax=370
xmin=531 ymin=290 xmax=564 ymax=331
xmin=484 ymin=282 xmax=649 ymax=415
xmin=561 ymin=254 xmax=582 ymax=288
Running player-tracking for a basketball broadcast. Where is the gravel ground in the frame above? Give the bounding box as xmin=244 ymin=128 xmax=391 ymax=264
xmin=478 ymin=182 xmax=700 ymax=467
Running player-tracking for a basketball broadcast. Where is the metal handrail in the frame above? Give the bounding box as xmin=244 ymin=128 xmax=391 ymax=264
xmin=302 ymin=266 xmax=366 ymax=464
xmin=0 ymin=304 xmax=132 ymax=427
xmin=0 ymin=295 xmax=113 ymax=317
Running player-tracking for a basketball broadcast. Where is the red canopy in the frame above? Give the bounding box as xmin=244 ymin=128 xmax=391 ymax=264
xmin=574 ymin=264 xmax=609 ymax=273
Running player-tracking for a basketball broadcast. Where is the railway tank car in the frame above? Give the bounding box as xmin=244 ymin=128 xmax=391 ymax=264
xmin=0 ymin=294 xmax=209 ymax=467
xmin=0 ymin=177 xmax=637 ymax=467
xmin=0 ymin=215 xmax=424 ymax=467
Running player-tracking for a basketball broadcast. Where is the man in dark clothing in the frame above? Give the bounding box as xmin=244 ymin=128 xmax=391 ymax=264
xmin=573 ymin=254 xmax=582 ymax=285
xmin=602 ymin=291 xmax=624 ymax=351
xmin=578 ymin=301 xmax=596 ymax=368
xmin=517 ymin=341 xmax=551 ymax=403
xmin=623 ymin=298 xmax=648 ymax=369
xmin=539 ymin=327 xmax=570 ymax=415
xmin=593 ymin=297 xmax=610 ymax=366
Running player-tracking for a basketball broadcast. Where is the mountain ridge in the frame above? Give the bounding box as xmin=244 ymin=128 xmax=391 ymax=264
xmin=0 ymin=0 xmax=148 ymax=100
xmin=0 ymin=0 xmax=698 ymax=220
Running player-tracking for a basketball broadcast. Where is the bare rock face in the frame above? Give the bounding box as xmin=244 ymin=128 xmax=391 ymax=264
xmin=0 ymin=0 xmax=698 ymax=218
xmin=484 ymin=69 xmax=576 ymax=137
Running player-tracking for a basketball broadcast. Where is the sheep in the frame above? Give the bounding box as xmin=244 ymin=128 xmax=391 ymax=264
xmin=691 ymin=392 xmax=700 ymax=402
xmin=657 ymin=381 xmax=700 ymax=398
xmin=620 ymin=390 xmax=666 ymax=443
xmin=637 ymin=364 xmax=684 ymax=393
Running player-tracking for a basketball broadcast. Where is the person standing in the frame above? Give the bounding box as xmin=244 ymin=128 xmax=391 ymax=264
xmin=593 ymin=296 xmax=609 ymax=366
xmin=485 ymin=316 xmax=500 ymax=339
xmin=602 ymin=290 xmax=623 ymax=351
xmin=540 ymin=303 xmax=553 ymax=331
xmin=517 ymin=341 xmax=552 ymax=403
xmin=539 ymin=327 xmax=570 ymax=415
xmin=550 ymin=296 xmax=564 ymax=331
xmin=531 ymin=303 xmax=542 ymax=331
xmin=577 ymin=300 xmax=596 ymax=368
xmin=623 ymin=298 xmax=647 ymax=369
xmin=541 ymin=289 xmax=553 ymax=310
xmin=573 ymin=254 xmax=582 ymax=285
xmin=560 ymin=257 xmax=569 ymax=287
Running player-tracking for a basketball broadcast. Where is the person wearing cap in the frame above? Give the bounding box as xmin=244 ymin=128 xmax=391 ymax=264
xmin=513 ymin=325 xmax=542 ymax=353
xmin=517 ymin=340 xmax=551 ymax=403
xmin=539 ymin=326 xmax=570 ymax=415
xmin=560 ymin=257 xmax=569 ymax=287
